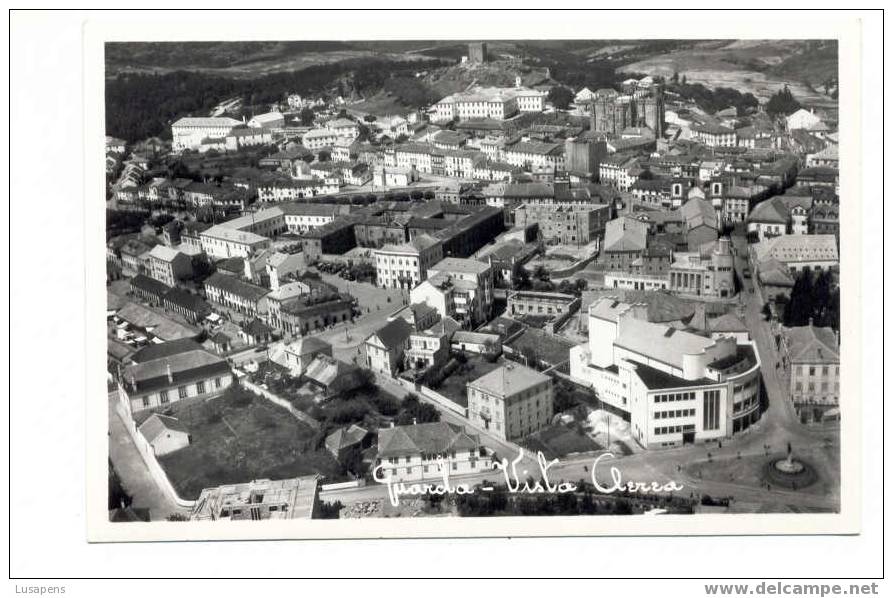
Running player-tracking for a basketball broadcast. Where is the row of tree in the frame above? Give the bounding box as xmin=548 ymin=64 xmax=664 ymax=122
xmin=781 ymin=269 xmax=840 ymax=331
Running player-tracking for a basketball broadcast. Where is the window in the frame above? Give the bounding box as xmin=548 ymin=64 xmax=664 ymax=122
xmin=160 ymin=390 xmax=169 ymax=404
xmin=196 ymin=381 xmax=205 ymax=394
xmin=178 ymin=386 xmax=188 ymax=399
xmin=142 ymin=397 xmax=150 ymax=408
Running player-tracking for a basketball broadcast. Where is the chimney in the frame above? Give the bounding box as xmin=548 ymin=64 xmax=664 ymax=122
xmin=166 ymin=363 xmax=174 ymax=384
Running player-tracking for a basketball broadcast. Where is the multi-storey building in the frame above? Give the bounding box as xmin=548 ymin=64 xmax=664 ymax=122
xmin=256 ymin=179 xmax=340 ymax=202
xmin=668 ymin=238 xmax=736 ymax=298
xmin=190 ymin=476 xmax=320 ymax=521
xmin=751 ymin=234 xmax=839 ymax=275
xmin=203 ymin=272 xmax=270 ymax=319
xmin=466 ymin=363 xmax=554 ymax=441
xmin=690 ymin=123 xmax=738 ymax=147
xmin=117 ymin=339 xmax=234 ymax=417
xmin=364 ymin=317 xmax=414 ymax=376
xmin=374 ymin=422 xmax=492 ymax=483
xmin=784 ymin=324 xmax=840 ymax=422
xmin=569 ymin=297 xmax=762 ymax=448
xmin=146 ymin=245 xmax=192 ymax=287
xmin=410 ymin=257 xmax=493 ymax=328
xmin=374 ymin=234 xmax=443 ymax=290
xmin=502 ymin=141 xmax=566 ymax=172
xmin=433 ymin=86 xmax=546 ymax=123
xmin=171 ymin=116 xmax=241 ymax=151
xmin=199 ymin=207 xmax=286 ymax=259
xmin=280 ymin=203 xmax=350 ymax=233
xmin=747 ymin=194 xmax=815 ymax=241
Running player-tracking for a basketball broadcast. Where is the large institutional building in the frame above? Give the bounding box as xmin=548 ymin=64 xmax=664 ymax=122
xmin=569 ymin=298 xmax=762 ymax=449
xmin=171 ymin=116 xmax=242 ymax=151
xmin=433 ymin=85 xmax=547 ymax=123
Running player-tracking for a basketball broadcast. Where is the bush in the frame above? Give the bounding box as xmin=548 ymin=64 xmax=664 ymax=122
xmin=372 ymin=392 xmax=400 ymax=416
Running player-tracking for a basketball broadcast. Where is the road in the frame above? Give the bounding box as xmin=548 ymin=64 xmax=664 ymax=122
xmin=322 ymin=233 xmax=840 ymax=514
xmin=107 ymin=391 xmax=188 ymax=520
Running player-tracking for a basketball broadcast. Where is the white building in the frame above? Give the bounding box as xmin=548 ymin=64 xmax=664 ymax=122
xmin=569 ymin=298 xmax=762 ymax=448
xmin=786 ymin=108 xmax=825 ymax=132
xmin=171 ymin=116 xmax=241 ymax=151
xmin=466 ymin=363 xmax=554 ymax=442
xmin=751 ymin=234 xmax=839 ymax=275
xmin=199 ymin=207 xmax=286 ymax=260
xmin=374 ymin=235 xmax=443 ymax=290
xmin=375 ymin=422 xmax=493 ymax=483
xmin=410 ymin=257 xmax=494 ymax=327
xmin=248 ymin=112 xmax=285 ymax=130
xmin=432 ymin=86 xmax=546 ymax=123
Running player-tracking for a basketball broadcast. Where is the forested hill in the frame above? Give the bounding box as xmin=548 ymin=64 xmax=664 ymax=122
xmin=105 ymin=57 xmax=447 ymax=143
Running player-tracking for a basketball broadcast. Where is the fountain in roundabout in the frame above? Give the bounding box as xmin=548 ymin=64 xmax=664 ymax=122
xmin=765 ymin=442 xmax=818 ymax=489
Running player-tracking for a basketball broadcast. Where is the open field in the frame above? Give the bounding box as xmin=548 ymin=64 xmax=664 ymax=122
xmin=157 ymin=385 xmax=341 ymax=500
xmin=618 ymin=39 xmax=838 ymax=108
xmin=106 ymin=41 xmax=438 ymax=78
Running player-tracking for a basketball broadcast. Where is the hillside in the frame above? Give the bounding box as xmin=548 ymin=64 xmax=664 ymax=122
xmin=617 ymin=39 xmax=838 ymax=108
xmin=105 ymin=41 xmax=444 ymax=79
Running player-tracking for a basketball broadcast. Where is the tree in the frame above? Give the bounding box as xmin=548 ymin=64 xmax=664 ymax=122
xmin=766 ymin=85 xmax=801 ymax=117
xmin=363 ymin=114 xmax=377 ymax=123
xmin=317 ymin=150 xmax=331 ymax=162
xmin=299 ymin=107 xmax=315 ymax=126
xmin=671 ymin=71 xmax=679 ymax=83
xmin=547 ymin=85 xmax=574 ymax=110
xmin=318 ymin=501 xmax=343 ymax=519
xmin=396 ymin=394 xmax=440 ymax=425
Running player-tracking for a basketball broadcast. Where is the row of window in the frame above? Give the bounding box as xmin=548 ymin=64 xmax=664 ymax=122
xmin=654 ymin=391 xmax=696 ymax=404
xmin=654 ymin=424 xmax=695 ymax=436
xmin=654 ymin=408 xmax=695 ymax=420
xmin=142 ymin=377 xmax=224 ymax=408
xmin=795 ymin=381 xmax=839 ymax=392
xmin=796 ymin=365 xmax=839 ymax=377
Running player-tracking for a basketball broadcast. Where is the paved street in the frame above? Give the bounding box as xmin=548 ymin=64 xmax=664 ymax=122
xmin=107 ymin=391 xmax=188 ymax=520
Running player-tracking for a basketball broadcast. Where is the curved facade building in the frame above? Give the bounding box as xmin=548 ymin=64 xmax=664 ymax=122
xmin=569 ymin=297 xmax=761 ymax=449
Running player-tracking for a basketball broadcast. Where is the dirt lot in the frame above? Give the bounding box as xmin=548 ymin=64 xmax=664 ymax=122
xmin=522 ymin=424 xmax=601 ymax=459
xmin=158 ymin=386 xmax=341 ymax=500
xmin=431 ymin=356 xmax=503 ymax=408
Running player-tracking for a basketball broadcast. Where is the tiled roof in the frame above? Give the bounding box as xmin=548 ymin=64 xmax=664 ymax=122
xmin=173 ymin=117 xmax=241 ymax=128
xmin=138 ymin=413 xmax=189 ymax=443
xmin=468 ymin=363 xmax=550 ymax=398
xmin=786 ymin=325 xmax=839 ymax=364
xmin=603 ymin=217 xmax=648 ymax=253
xmin=752 ymin=234 xmax=839 ymax=265
xmin=369 ymin=318 xmax=413 ymax=350
xmin=130 ymin=338 xmax=205 ymax=364
xmin=286 ymin=335 xmax=332 ymax=356
xmin=123 ymin=347 xmax=230 ymax=394
xmin=130 ymin=274 xmax=172 ymax=297
xmin=204 ymin=272 xmax=270 ymax=303
xmin=325 ymin=424 xmax=368 ymax=454
xmin=377 ymin=422 xmax=480 ymax=458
